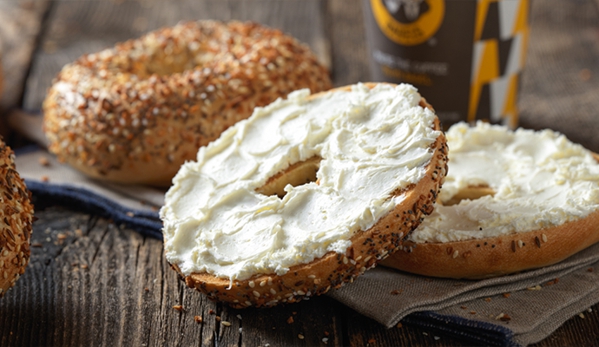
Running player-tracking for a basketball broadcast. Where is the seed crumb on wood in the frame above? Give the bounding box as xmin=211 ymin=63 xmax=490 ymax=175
xmin=172 ymin=305 xmax=184 ymax=312
xmin=502 ymin=293 xmax=511 ymax=298
xmin=194 ymin=316 xmax=203 ymax=324
xmin=496 ymin=313 xmax=511 ymax=321
xmin=287 ymin=316 xmax=294 ymax=324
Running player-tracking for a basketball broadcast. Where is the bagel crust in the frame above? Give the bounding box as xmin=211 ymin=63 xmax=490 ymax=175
xmin=382 ymin=123 xmax=599 ymax=279
xmin=162 ymin=83 xmax=448 ymax=308
xmin=0 ymin=139 xmax=34 ymax=297
xmin=43 ymin=21 xmax=332 ymax=186
xmin=381 ymin=209 xmax=599 ymax=279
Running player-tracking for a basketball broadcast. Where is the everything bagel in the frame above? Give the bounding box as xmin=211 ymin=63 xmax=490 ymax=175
xmin=0 ymin=139 xmax=34 ymax=298
xmin=161 ymin=83 xmax=448 ymax=307
xmin=43 ymin=20 xmax=332 ymax=186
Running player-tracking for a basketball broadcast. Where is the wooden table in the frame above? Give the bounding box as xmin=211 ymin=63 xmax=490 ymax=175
xmin=2 ymin=1 xmax=599 ymax=346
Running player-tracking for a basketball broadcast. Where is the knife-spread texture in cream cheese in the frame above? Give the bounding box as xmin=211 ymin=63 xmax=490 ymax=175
xmin=409 ymin=121 xmax=599 ymax=244
xmin=160 ymin=83 xmax=440 ymax=281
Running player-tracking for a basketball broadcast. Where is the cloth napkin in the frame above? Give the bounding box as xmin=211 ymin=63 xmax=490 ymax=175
xmin=13 ymin=145 xmax=599 ymax=347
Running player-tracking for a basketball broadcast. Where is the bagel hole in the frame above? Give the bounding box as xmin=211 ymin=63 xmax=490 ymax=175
xmin=444 ymin=185 xmax=495 ymax=206
xmin=256 ymin=157 xmax=321 ymax=198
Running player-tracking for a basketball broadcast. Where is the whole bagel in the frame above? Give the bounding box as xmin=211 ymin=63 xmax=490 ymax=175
xmin=43 ymin=21 xmax=332 ymax=186
xmin=0 ymin=138 xmax=34 ymax=298
xmin=382 ymin=122 xmax=599 ymax=279
xmin=161 ymin=83 xmax=448 ymax=308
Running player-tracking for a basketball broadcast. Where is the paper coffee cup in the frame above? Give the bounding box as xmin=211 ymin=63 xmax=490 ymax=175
xmin=363 ymin=0 xmax=530 ymax=129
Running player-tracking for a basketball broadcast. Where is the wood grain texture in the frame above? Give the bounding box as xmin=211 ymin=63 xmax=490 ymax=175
xmin=519 ymin=0 xmax=599 ymax=153
xmin=0 ymin=0 xmax=50 ymax=138
xmin=326 ymin=0 xmax=370 ymax=87
xmin=3 ymin=206 xmax=597 ymax=347
xmin=0 ymin=0 xmax=50 ymax=111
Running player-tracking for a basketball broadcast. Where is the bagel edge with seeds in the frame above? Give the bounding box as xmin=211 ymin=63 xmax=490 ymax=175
xmin=0 ymin=138 xmax=34 ymax=298
xmin=161 ymin=83 xmax=448 ymax=308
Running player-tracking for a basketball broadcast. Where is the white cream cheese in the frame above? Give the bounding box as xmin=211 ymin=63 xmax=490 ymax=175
xmin=160 ymin=83 xmax=440 ymax=280
xmin=409 ymin=121 xmax=599 ymax=244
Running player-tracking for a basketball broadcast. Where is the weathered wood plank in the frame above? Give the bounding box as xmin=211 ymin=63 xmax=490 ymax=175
xmin=0 ymin=0 xmax=50 ymax=137
xmin=326 ymin=0 xmax=370 ymax=87
xmin=519 ymin=0 xmax=599 ymax=153
xmin=0 ymin=207 xmax=344 ymax=347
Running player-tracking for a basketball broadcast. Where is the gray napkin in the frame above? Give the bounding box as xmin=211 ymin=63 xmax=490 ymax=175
xmin=13 ymin=144 xmax=599 ymax=347
xmin=329 ymin=242 xmax=599 ymax=346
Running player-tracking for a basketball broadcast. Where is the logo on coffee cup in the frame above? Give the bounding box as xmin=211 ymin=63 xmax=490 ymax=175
xmin=371 ymin=0 xmax=445 ymax=46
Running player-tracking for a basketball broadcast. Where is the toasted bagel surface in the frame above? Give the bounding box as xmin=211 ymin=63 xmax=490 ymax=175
xmin=43 ymin=20 xmax=331 ymax=186
xmin=161 ymin=83 xmax=448 ymax=307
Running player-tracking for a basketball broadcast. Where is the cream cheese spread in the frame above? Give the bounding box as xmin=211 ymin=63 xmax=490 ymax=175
xmin=409 ymin=121 xmax=599 ymax=244
xmin=160 ymin=83 xmax=440 ymax=281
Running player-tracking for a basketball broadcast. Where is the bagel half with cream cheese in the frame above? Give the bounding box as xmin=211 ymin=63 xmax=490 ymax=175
xmin=381 ymin=122 xmax=599 ymax=279
xmin=0 ymin=138 xmax=34 ymax=297
xmin=43 ymin=20 xmax=332 ymax=186
xmin=160 ymin=83 xmax=448 ymax=307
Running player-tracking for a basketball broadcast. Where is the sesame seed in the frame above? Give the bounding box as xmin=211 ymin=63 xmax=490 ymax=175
xmin=452 ymin=250 xmax=459 ymax=258
xmin=518 ymin=240 xmax=524 ymax=248
xmin=253 ymin=291 xmax=260 ymax=297
xmin=270 ymin=288 xmax=276 ymax=295
xmin=249 ymin=281 xmax=255 ymax=288
xmin=260 ymin=280 xmax=267 ymax=287
xmin=542 ymin=234 xmax=548 ymax=242
xmin=221 ymin=321 xmax=232 ymax=327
